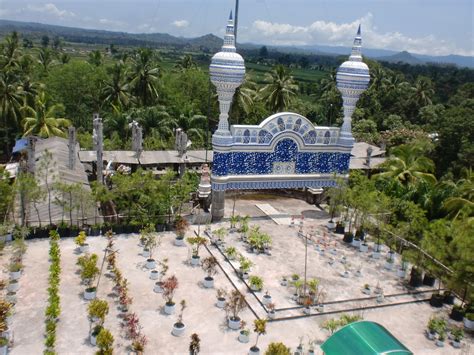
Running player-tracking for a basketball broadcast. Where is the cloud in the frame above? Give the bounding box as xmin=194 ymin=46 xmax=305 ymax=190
xmin=172 ymin=20 xmax=189 ymax=28
xmin=137 ymin=23 xmax=157 ymax=33
xmin=98 ymin=18 xmax=126 ymax=28
xmin=26 ymin=3 xmax=75 ymax=18
xmin=247 ymin=13 xmax=473 ymax=56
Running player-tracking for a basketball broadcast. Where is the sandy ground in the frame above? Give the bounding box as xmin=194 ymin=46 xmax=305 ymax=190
xmin=4 ymin=194 xmax=473 ymax=354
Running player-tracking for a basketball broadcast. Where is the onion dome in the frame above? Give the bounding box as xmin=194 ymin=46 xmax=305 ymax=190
xmin=209 ymin=11 xmax=245 ymax=91
xmin=210 ymin=11 xmax=246 ymax=142
xmin=336 ymin=25 xmax=370 ymax=146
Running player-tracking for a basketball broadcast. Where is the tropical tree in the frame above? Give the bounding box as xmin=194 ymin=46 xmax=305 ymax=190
xmin=129 ymin=48 xmax=160 ymax=106
xmin=0 ymin=31 xmax=21 ymax=71
xmin=260 ymin=64 xmax=298 ymax=112
xmin=174 ymin=54 xmax=197 ymax=72
xmin=410 ymin=76 xmax=434 ymax=107
xmin=37 ymin=47 xmax=55 ymax=74
xmin=101 ymin=61 xmax=131 ymax=108
xmin=22 ymin=91 xmax=71 ymax=138
xmin=375 ymin=142 xmax=437 ymax=189
xmin=88 ymin=50 xmax=103 ymax=67
xmin=443 ymin=169 xmax=474 ymax=221
xmin=0 ymin=71 xmax=23 ymax=145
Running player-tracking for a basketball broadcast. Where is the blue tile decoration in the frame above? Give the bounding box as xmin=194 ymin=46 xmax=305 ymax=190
xmin=213 ymin=138 xmax=350 ymax=177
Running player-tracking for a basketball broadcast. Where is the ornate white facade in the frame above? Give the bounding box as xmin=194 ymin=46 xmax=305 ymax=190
xmin=209 ymin=16 xmax=369 ymax=219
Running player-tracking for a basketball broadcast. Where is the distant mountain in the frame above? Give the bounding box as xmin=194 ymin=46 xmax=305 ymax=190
xmin=376 ymin=51 xmax=423 ymax=65
xmin=0 ymin=19 xmax=223 ymax=51
xmin=0 ymin=19 xmax=472 ymax=68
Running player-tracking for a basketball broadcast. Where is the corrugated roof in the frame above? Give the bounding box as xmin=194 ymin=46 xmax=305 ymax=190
xmin=321 ymin=321 xmax=413 ymax=355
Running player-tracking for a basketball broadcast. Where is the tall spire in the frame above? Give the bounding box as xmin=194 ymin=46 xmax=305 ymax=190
xmin=209 ymin=11 xmax=246 ymax=145
xmin=349 ymin=24 xmax=362 ymax=62
xmin=335 ymin=25 xmax=370 ymax=147
xmin=223 ymin=11 xmax=236 ymax=52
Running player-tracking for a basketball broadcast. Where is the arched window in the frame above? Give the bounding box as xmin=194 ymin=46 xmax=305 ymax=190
xmin=258 ymin=130 xmax=272 ymax=144
xmin=243 ymin=129 xmax=250 ymax=144
xmin=324 ymin=130 xmax=331 ymax=144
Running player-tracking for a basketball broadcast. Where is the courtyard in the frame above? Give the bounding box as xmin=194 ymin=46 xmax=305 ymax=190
xmin=5 ymin=194 xmax=473 ymax=354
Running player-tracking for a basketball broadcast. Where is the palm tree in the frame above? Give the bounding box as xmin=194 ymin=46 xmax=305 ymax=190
xmin=103 ymin=104 xmax=131 ymax=139
xmin=178 ymin=112 xmax=207 ymax=145
xmin=101 ymin=61 xmax=132 ymax=108
xmin=37 ymin=47 xmax=55 ymax=73
xmin=230 ymin=78 xmax=258 ymax=123
xmin=410 ymin=76 xmax=434 ymax=107
xmin=259 ymin=65 xmax=298 ymax=113
xmin=443 ymin=169 xmax=474 ymax=220
xmin=0 ymin=32 xmax=21 ymax=71
xmin=87 ymin=50 xmax=103 ymax=67
xmin=129 ymin=48 xmax=160 ymax=106
xmin=174 ymin=54 xmax=197 ymax=72
xmin=375 ymin=143 xmax=437 ymax=189
xmin=22 ymin=91 xmax=71 ymax=138
xmin=0 ymin=71 xmax=23 ymax=153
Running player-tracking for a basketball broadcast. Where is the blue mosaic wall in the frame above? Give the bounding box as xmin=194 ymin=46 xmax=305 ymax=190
xmin=213 ymin=139 xmax=350 ymax=176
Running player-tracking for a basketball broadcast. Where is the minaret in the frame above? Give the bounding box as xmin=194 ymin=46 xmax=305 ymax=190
xmin=336 ymin=25 xmax=370 ymax=146
xmin=93 ymin=113 xmax=103 ymax=184
xmin=209 ymin=11 xmax=245 ymax=146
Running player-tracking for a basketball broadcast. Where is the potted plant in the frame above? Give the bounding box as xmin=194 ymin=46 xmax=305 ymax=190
xmin=154 ymin=258 xmax=169 ymax=293
xmin=409 ymin=267 xmax=423 ymax=287
xmin=427 ymin=317 xmax=438 ymax=340
xmin=249 ymin=319 xmax=267 ymax=355
xmin=450 ymin=304 xmax=465 ymax=322
xmin=267 ymin=303 xmax=276 ymax=319
xmin=6 ymin=292 xmax=16 ymax=304
xmin=75 ymin=231 xmax=89 ymax=253
xmin=96 ymin=328 xmax=114 ymax=354
xmin=90 ymin=324 xmax=103 ymax=346
xmin=201 ymin=256 xmax=218 ymax=288
xmin=362 ymin=284 xmax=371 ymax=295
xmin=230 ymin=215 xmax=240 ymax=232
xmin=225 ymin=246 xmax=238 ymax=261
xmin=280 ymin=276 xmax=288 ymax=287
xmin=189 ymin=333 xmax=200 ymax=354
xmin=150 ymin=269 xmax=159 ymax=280
xmin=0 ymin=224 xmax=13 ymax=242
xmin=249 ymin=276 xmax=263 ymax=292
xmin=131 ymin=334 xmax=148 ymax=355
xmin=291 ymin=279 xmax=303 ymax=302
xmin=262 ymin=291 xmax=272 ymax=305
xmin=175 ymin=217 xmax=189 ymax=246
xmin=464 ymin=312 xmax=474 ymax=330
xmin=303 ymin=296 xmax=312 ymax=315
xmin=9 ymin=262 xmax=22 ymax=280
xmin=384 ymin=256 xmax=394 ymax=271
xmin=162 ymin=275 xmax=178 ymax=315
xmin=187 ymin=236 xmax=208 ymax=266
xmin=335 ymin=221 xmax=345 ymax=234
xmin=436 ymin=330 xmax=446 ymax=347
xmin=213 ymin=227 xmax=227 ymax=247
xmin=0 ymin=337 xmax=7 ymax=354
xmin=80 ymin=254 xmax=99 ymax=300
xmin=238 ymin=321 xmax=250 ymax=343
xmin=239 ymin=257 xmax=253 ymax=279
xmin=451 ymin=326 xmax=464 ymax=348
xmin=172 ymin=300 xmax=187 ymax=337
xmin=88 ymin=299 xmax=109 ymax=325
xmin=7 ymin=279 xmax=19 ymax=293
xmin=429 ymin=292 xmax=444 ymax=308
xmin=443 ymin=290 xmax=455 ymax=305
xmin=225 ymin=290 xmax=247 ymax=330
xmin=216 ymin=288 xmax=226 ymax=309
xmin=265 ymin=342 xmax=290 ymax=354
xmin=359 ymin=240 xmax=369 ymax=252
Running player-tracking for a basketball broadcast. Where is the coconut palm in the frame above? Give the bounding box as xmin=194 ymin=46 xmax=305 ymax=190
xmin=259 ymin=64 xmax=298 ymax=113
xmin=174 ymin=54 xmax=197 ymax=72
xmin=0 ymin=71 xmax=23 ymax=154
xmin=37 ymin=47 xmax=56 ymax=73
xmin=410 ymin=76 xmax=434 ymax=107
xmin=22 ymin=91 xmax=71 ymax=138
xmin=129 ymin=48 xmax=160 ymax=106
xmin=375 ymin=143 xmax=437 ymax=188
xmin=0 ymin=32 xmax=21 ymax=71
xmin=87 ymin=50 xmax=103 ymax=67
xmin=101 ymin=61 xmax=132 ymax=108
xmin=443 ymin=169 xmax=474 ymax=220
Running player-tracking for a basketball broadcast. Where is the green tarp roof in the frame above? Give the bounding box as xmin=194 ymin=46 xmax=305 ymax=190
xmin=321 ymin=321 xmax=413 ymax=355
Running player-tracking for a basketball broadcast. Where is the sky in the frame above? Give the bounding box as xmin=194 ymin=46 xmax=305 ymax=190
xmin=1 ymin=0 xmax=473 ymax=56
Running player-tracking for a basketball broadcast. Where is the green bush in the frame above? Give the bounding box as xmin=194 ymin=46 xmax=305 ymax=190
xmin=265 ymin=342 xmax=291 ymax=355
